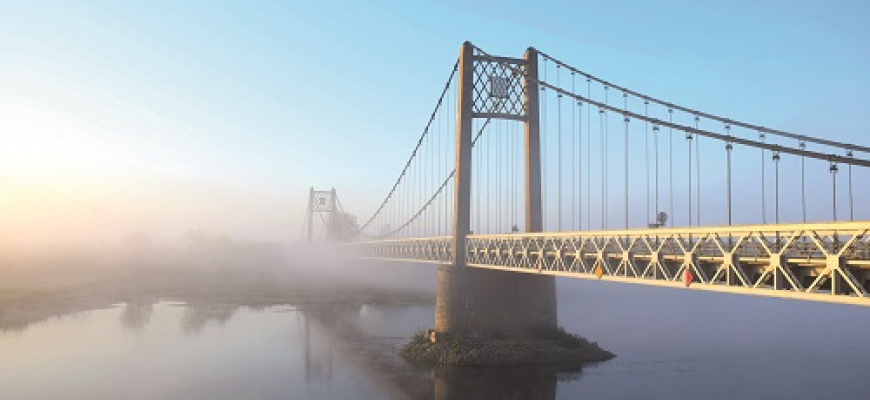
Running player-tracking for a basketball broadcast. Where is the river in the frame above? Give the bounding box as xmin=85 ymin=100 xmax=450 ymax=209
xmin=2 ymin=273 xmax=869 ymax=399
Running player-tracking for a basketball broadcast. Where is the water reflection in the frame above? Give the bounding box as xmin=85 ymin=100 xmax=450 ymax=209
xmin=179 ymin=302 xmax=238 ymax=335
xmin=119 ymin=297 xmax=155 ymax=332
xmin=0 ymin=291 xmax=111 ymax=333
xmin=299 ymin=312 xmax=333 ymax=384
xmin=299 ymin=303 xmax=435 ymax=399
xmin=116 ymin=297 xmax=242 ymax=335
xmin=1 ymin=297 xmax=579 ymax=400
xmin=6 ymin=276 xmax=870 ymax=399
xmin=297 ymin=303 xmax=577 ymax=400
xmin=433 ymin=366 xmax=560 ymax=400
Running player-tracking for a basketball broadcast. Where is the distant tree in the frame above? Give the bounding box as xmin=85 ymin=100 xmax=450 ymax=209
xmin=330 ymin=210 xmax=360 ymax=242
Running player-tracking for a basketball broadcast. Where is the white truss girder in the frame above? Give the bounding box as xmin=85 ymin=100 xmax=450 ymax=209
xmin=342 ymin=222 xmax=870 ymax=306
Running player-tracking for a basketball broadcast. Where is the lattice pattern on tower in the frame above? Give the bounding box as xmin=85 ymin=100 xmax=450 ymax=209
xmin=310 ymin=190 xmax=336 ymax=212
xmin=471 ymin=52 xmax=527 ymax=120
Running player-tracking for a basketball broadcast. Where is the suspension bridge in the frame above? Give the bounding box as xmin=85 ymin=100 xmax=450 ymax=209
xmin=310 ymin=42 xmax=870 ymax=337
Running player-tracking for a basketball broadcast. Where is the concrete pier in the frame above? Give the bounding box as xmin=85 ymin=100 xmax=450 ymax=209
xmin=435 ymin=265 xmax=556 ymax=337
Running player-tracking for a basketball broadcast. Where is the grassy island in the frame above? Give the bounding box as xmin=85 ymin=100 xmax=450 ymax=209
xmin=399 ymin=327 xmax=614 ymax=367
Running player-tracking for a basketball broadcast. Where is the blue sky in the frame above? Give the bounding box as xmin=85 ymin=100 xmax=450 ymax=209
xmin=1 ymin=0 xmax=868 ymax=244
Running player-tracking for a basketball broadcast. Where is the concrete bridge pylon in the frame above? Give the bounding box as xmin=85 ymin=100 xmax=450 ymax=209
xmin=435 ymin=42 xmax=557 ymax=337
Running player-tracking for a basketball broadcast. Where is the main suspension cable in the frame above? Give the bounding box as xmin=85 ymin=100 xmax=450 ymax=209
xmin=355 ymin=60 xmax=459 ymax=235
xmin=500 ymin=45 xmax=870 ymax=167
xmin=369 ymin=118 xmax=494 ymax=239
xmin=536 ymin=49 xmax=870 ymax=154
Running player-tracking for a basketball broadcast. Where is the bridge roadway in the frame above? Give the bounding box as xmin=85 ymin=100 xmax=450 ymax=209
xmin=342 ymin=221 xmax=870 ymax=306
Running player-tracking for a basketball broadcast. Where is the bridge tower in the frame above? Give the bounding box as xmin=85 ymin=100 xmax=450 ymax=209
xmin=307 ymin=187 xmax=338 ymax=244
xmin=435 ymin=42 xmax=557 ymax=337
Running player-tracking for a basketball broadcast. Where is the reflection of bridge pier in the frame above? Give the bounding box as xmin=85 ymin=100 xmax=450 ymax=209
xmin=438 ymin=42 xmax=557 ymax=337
xmin=299 ymin=303 xmax=564 ymax=400
xmin=434 ymin=367 xmax=559 ymax=400
xmin=299 ymin=304 xmax=434 ymax=399
xmin=300 ymin=312 xmax=333 ymax=385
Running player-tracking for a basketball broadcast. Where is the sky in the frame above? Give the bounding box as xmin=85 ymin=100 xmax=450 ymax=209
xmin=1 ymin=0 xmax=869 ymax=246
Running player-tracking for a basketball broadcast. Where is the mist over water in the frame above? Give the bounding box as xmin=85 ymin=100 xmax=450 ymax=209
xmin=2 ymin=246 xmax=869 ymax=399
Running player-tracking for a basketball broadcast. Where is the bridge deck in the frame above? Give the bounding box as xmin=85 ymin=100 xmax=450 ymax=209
xmin=342 ymin=221 xmax=870 ymax=306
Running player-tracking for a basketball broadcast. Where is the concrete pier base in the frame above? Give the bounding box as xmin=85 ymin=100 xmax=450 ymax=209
xmin=435 ymin=265 xmax=557 ymax=337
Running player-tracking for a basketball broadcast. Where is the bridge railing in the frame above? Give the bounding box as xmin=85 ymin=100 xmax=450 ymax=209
xmin=343 ymin=235 xmax=453 ymax=265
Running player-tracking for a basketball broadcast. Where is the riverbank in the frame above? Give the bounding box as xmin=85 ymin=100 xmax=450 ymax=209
xmin=0 ymin=261 xmax=434 ymax=332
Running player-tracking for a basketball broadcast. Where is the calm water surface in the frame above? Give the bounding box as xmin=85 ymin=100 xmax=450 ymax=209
xmin=2 ymin=276 xmax=869 ymax=400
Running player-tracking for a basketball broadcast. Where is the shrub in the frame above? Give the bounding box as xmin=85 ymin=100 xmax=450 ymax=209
xmin=410 ymin=328 xmax=429 ymax=345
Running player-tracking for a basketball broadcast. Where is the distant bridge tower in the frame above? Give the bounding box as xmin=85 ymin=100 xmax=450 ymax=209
xmin=436 ymin=42 xmax=557 ymax=337
xmin=307 ymin=187 xmax=338 ymax=244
